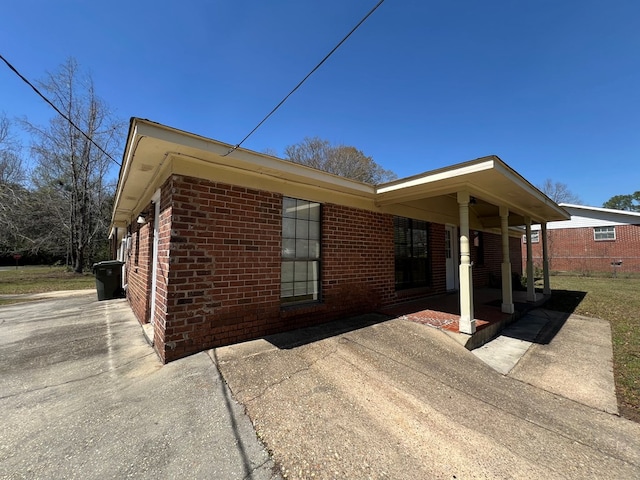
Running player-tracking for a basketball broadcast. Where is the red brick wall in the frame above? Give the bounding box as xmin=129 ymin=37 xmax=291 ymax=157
xmin=159 ymin=176 xmax=282 ymax=362
xmin=124 ymin=207 xmax=153 ymax=325
xmin=129 ymin=173 xmax=518 ymax=362
xmin=510 ymin=236 xmax=524 ymax=277
xmin=321 ymin=204 xmax=396 ymax=314
xmin=160 ymin=176 xmax=431 ymax=362
xmin=154 ymin=175 xmax=463 ymax=362
xmin=472 ymin=231 xmax=491 ymax=287
xmin=152 ymin=188 xmax=172 ymax=361
xmin=471 ymin=232 xmax=523 ymax=287
xmin=522 ymin=225 xmax=640 ymax=274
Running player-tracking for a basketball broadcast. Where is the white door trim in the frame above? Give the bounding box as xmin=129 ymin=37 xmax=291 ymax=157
xmin=445 ymin=224 xmax=459 ymax=291
xmin=149 ymin=189 xmax=161 ymax=325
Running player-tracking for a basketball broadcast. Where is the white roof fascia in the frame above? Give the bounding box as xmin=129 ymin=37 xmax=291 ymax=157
xmin=135 ymin=119 xmax=374 ymax=197
xmin=492 ymin=161 xmax=569 ymax=223
xmin=559 ymin=203 xmax=640 ymax=219
xmin=376 ymin=159 xmax=494 ymax=194
xmin=111 ymin=122 xmax=139 ymax=226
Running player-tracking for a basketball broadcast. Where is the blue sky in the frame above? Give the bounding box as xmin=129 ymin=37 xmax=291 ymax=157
xmin=1 ymin=0 xmax=638 ymax=206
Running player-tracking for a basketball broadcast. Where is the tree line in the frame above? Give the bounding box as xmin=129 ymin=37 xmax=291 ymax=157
xmin=3 ymin=58 xmax=633 ymax=273
xmin=0 ymin=58 xmax=123 ymax=272
xmin=0 ymin=60 xmax=396 ymax=273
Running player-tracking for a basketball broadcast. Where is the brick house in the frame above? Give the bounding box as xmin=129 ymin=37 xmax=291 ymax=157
xmin=522 ymin=203 xmax=640 ymax=275
xmin=110 ymin=119 xmax=568 ymax=363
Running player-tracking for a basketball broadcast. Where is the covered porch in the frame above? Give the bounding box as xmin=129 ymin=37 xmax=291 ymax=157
xmin=380 ymin=287 xmax=547 ymax=349
xmin=376 ymin=156 xmax=569 ymax=336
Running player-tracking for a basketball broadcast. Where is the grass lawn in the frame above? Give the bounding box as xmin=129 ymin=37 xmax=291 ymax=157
xmin=0 ymin=266 xmax=95 ymax=304
xmin=545 ymin=275 xmax=640 ymax=422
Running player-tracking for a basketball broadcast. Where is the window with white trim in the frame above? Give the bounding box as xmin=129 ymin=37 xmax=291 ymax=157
xmin=594 ymin=226 xmax=615 ymax=241
xmin=281 ymin=197 xmax=321 ymax=304
xmin=522 ymin=231 xmax=540 ymax=243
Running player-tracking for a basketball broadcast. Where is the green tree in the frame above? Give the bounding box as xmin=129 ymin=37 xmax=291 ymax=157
xmin=24 ymin=58 xmax=124 ymax=272
xmin=603 ymin=192 xmax=640 ymax=211
xmin=284 ymin=137 xmax=396 ymax=184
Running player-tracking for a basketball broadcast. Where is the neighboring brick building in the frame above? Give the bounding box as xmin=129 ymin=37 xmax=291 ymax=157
xmin=110 ymin=119 xmax=568 ymax=363
xmin=522 ymin=204 xmax=640 ymax=275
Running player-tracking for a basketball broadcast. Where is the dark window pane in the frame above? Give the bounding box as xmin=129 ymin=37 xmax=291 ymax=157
xmin=394 ymin=216 xmax=430 ymax=290
xmin=296 ymin=218 xmax=309 ymax=237
xmin=297 ymin=199 xmax=310 ymax=220
xmin=309 ymin=220 xmax=320 ymax=239
xmin=282 ymin=217 xmax=296 ymax=238
xmin=283 ymin=197 xmax=297 ymax=218
xmin=308 ymin=203 xmax=320 ymax=221
xmin=282 ymin=238 xmax=296 ymax=258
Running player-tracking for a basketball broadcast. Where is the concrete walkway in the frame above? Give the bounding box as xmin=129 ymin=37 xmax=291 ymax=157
xmin=471 ymin=308 xmax=618 ymax=414
xmin=0 ymin=291 xmax=280 ymax=479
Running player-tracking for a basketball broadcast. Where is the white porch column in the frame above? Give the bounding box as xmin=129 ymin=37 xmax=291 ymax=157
xmin=500 ymin=206 xmax=514 ymax=314
xmin=541 ymin=222 xmax=551 ymax=295
xmin=458 ymin=191 xmax=475 ymax=334
xmin=525 ymin=217 xmax=536 ymax=302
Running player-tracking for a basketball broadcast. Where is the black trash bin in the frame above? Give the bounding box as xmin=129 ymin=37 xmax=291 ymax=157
xmin=92 ymin=260 xmax=124 ymax=301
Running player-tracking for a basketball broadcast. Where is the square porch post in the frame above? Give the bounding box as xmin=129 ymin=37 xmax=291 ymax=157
xmin=458 ymin=191 xmax=475 ymax=334
xmin=499 ymin=206 xmax=514 ymax=314
xmin=525 ymin=217 xmax=536 ymax=302
xmin=541 ymin=222 xmax=551 ymax=295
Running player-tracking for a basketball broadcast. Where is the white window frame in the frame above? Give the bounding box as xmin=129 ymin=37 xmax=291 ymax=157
xmin=594 ymin=226 xmax=616 ymax=241
xmin=281 ymin=197 xmax=321 ymax=305
xmin=522 ymin=231 xmax=540 ymax=243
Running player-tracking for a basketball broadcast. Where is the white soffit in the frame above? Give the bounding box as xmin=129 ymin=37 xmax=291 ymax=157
xmin=376 ymin=156 xmax=568 ymax=223
xmin=111 ymin=119 xmax=569 ymax=231
xmin=111 ymin=118 xmax=377 ymax=228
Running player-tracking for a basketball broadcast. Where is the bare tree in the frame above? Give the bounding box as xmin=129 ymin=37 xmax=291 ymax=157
xmin=284 ymin=137 xmax=396 ymax=184
xmin=538 ymin=178 xmax=582 ymax=204
xmin=0 ymin=113 xmax=29 ymax=255
xmin=0 ymin=113 xmax=25 ymax=185
xmin=261 ymin=147 xmax=279 ymax=157
xmin=24 ymin=58 xmax=124 ymax=272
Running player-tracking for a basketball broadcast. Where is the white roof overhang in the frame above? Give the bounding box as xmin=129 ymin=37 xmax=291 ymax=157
xmin=110 ymin=119 xmax=569 ymax=242
xmin=376 ymin=156 xmax=569 ymax=227
xmin=110 ymin=118 xmax=376 ymax=237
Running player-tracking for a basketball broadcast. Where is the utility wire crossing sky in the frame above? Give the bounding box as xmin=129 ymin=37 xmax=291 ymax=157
xmin=223 ymin=0 xmax=386 ymax=156
xmin=0 ymin=53 xmax=122 ymax=168
xmin=1 ymin=1 xmax=638 ymax=207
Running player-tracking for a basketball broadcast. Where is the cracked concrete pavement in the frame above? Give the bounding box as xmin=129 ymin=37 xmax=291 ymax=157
xmin=3 ymin=290 xmax=638 ymax=479
xmin=215 ymin=314 xmax=640 ymax=479
xmin=0 ymin=291 xmax=280 ymax=480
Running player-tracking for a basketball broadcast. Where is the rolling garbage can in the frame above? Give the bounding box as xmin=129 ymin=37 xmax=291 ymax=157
xmin=92 ymin=260 xmax=124 ymax=301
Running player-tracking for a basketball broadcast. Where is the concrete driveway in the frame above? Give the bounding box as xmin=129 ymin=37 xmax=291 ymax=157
xmin=215 ymin=315 xmax=640 ymax=479
xmin=3 ymin=291 xmax=639 ymax=479
xmin=0 ymin=291 xmax=279 ymax=479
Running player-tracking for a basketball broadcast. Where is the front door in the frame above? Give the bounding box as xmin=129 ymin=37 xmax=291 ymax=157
xmin=445 ymin=225 xmax=458 ymax=291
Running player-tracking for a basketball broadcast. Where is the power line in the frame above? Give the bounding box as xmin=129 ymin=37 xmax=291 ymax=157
xmin=0 ymin=53 xmax=122 ymax=167
xmin=223 ymin=0 xmax=386 ymax=156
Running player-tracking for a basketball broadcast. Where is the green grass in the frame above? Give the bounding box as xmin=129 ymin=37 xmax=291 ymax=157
xmin=545 ymin=275 xmax=640 ymax=422
xmin=0 ymin=266 xmax=95 ymax=304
